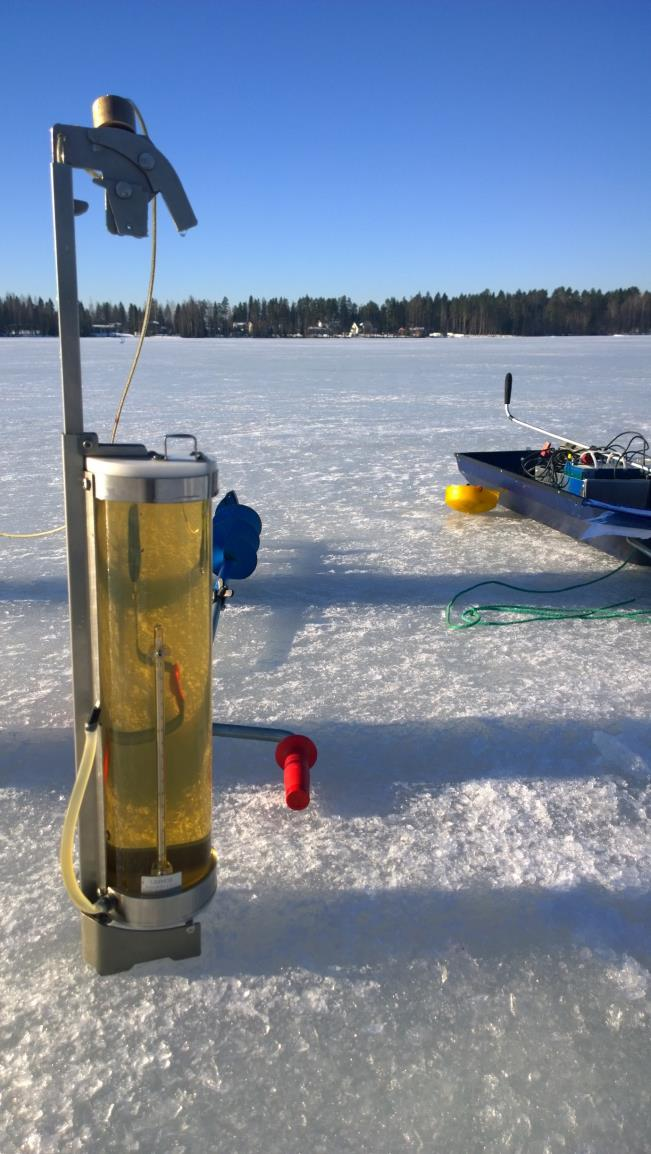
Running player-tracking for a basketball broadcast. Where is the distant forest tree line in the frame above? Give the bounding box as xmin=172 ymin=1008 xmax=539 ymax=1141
xmin=1 ymin=286 xmax=650 ymax=339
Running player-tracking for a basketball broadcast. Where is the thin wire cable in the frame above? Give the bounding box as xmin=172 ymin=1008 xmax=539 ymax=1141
xmin=110 ymin=100 xmax=157 ymax=443
xmin=0 ymin=524 xmax=66 ymax=538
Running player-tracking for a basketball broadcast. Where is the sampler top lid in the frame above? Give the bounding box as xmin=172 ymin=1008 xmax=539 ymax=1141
xmin=85 ymin=437 xmax=219 ymax=503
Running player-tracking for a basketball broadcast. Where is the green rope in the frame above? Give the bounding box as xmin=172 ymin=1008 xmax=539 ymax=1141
xmin=445 ymin=555 xmax=651 ymax=630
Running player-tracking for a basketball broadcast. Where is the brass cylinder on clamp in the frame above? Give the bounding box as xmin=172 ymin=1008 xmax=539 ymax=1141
xmin=91 ymin=94 xmax=137 ymax=132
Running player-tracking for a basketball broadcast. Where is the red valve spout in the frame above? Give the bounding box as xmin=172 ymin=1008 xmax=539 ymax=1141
xmin=275 ymin=735 xmax=318 ymax=810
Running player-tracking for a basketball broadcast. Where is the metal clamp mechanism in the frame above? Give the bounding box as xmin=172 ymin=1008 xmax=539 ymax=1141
xmin=52 ymin=94 xmax=197 ymax=238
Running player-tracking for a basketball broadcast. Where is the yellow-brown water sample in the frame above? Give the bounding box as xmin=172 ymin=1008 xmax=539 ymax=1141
xmin=94 ymin=497 xmax=213 ymax=895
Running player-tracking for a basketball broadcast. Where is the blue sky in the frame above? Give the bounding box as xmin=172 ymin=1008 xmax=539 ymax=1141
xmin=1 ymin=0 xmax=650 ymax=306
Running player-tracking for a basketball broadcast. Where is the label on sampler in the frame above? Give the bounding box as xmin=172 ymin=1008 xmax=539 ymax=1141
xmin=141 ymin=871 xmax=182 ymax=894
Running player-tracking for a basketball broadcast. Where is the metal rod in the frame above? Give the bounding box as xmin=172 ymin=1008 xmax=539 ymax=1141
xmin=52 ymin=150 xmax=102 ymax=898
xmin=212 ymin=597 xmax=221 ymax=639
xmin=153 ymin=624 xmax=171 ymax=874
xmin=504 ymin=372 xmax=590 ymax=453
xmin=51 ymin=154 xmax=84 ymax=434
xmin=212 ymin=723 xmax=294 ymax=744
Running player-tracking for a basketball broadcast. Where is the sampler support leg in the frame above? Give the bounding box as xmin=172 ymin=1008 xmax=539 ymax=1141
xmin=80 ymin=915 xmax=202 ymax=975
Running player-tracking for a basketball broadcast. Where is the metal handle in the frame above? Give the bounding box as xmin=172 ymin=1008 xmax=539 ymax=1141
xmin=164 ymin=433 xmax=198 ymax=458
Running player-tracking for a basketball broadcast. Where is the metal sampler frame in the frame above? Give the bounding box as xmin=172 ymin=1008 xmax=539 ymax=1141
xmin=52 ymin=97 xmax=316 ymax=974
xmin=52 ymin=97 xmax=222 ymax=974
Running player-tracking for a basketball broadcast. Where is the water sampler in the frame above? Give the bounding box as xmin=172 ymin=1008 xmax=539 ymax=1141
xmin=53 ymin=96 xmax=317 ymax=974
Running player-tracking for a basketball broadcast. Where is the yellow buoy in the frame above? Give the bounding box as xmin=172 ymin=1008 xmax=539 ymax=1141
xmin=445 ymin=484 xmax=500 ymax=514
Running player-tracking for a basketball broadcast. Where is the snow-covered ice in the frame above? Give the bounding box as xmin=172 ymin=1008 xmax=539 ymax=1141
xmin=1 ymin=335 xmax=650 ymax=1153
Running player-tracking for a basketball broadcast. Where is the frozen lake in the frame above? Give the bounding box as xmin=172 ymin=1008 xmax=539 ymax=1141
xmin=1 ymin=335 xmax=650 ymax=1153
